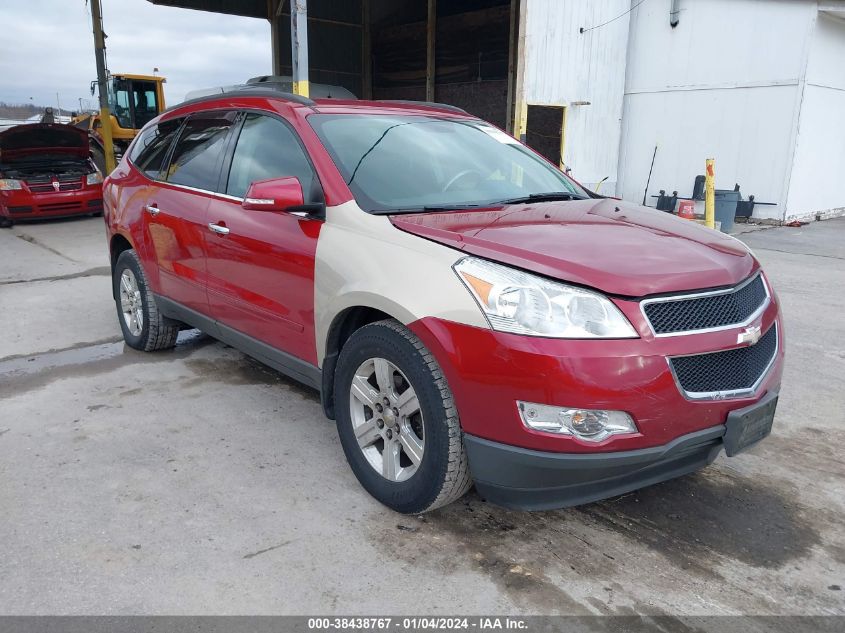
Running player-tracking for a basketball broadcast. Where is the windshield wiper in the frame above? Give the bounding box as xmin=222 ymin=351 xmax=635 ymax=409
xmin=421 ymin=203 xmax=483 ymax=211
xmin=496 ymin=192 xmax=588 ymax=205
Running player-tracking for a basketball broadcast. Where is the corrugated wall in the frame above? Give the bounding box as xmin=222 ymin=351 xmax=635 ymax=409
xmin=522 ymin=0 xmax=631 ymax=192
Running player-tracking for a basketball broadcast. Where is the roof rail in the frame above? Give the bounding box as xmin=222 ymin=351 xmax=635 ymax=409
xmin=378 ymin=100 xmax=468 ymax=114
xmin=170 ymin=85 xmax=315 ymax=113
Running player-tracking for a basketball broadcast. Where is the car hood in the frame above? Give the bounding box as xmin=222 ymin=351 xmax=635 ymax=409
xmin=0 ymin=123 xmax=90 ymax=161
xmin=390 ymin=198 xmax=757 ymax=297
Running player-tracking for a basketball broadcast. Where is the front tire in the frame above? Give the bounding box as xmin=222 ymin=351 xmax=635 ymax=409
xmin=334 ymin=320 xmax=472 ymax=513
xmin=113 ymin=249 xmax=179 ymax=351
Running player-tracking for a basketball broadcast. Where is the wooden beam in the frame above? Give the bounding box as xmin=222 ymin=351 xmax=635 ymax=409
xmin=269 ymin=0 xmax=282 ymax=75
xmin=362 ymin=0 xmax=372 ymax=99
xmin=426 ymin=0 xmax=436 ymax=101
xmin=505 ymin=0 xmax=517 ymax=133
xmin=512 ymin=0 xmax=527 ymax=141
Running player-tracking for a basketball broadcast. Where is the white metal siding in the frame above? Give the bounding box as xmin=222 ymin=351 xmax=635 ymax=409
xmin=617 ymin=0 xmax=818 ymax=221
xmin=523 ymin=0 xmax=630 ymax=192
xmin=786 ymin=12 xmax=845 ymax=218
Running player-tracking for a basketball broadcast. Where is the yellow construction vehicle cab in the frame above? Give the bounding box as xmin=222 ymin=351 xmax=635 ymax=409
xmin=72 ymin=73 xmax=166 ymax=170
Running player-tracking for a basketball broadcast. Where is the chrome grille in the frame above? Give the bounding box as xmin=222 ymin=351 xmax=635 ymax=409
xmin=642 ymin=274 xmax=768 ymax=335
xmin=669 ymin=325 xmax=778 ymax=399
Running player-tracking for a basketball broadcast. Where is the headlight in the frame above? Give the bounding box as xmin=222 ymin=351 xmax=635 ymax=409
xmin=454 ymin=257 xmax=637 ymax=338
xmin=86 ymin=172 xmax=103 ymax=186
xmin=0 ymin=179 xmax=23 ymax=190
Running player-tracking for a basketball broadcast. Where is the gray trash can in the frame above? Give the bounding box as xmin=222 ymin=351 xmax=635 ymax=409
xmin=714 ymin=190 xmax=740 ymax=233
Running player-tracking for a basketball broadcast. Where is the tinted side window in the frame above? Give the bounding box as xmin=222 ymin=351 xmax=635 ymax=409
xmin=129 ymin=119 xmax=181 ymax=180
xmin=166 ymin=112 xmax=236 ymax=191
xmin=226 ymin=113 xmax=314 ymax=199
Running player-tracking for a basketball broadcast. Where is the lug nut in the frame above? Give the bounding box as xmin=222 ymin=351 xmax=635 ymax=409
xmin=392 ymin=408 xmax=399 ymax=417
xmin=375 ymin=403 xmax=383 ymax=413
xmin=383 ymin=397 xmax=390 ymax=406
xmin=386 ymin=429 xmax=393 ymax=439
xmin=376 ymin=419 xmax=384 ymax=429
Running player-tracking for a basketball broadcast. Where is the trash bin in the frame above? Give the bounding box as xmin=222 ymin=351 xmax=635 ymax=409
xmin=714 ymin=190 xmax=740 ymax=233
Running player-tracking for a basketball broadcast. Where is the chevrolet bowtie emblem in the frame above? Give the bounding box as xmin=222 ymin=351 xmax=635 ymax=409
xmin=737 ymin=324 xmax=762 ymax=345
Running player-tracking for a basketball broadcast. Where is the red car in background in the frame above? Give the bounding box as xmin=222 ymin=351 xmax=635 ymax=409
xmin=0 ymin=123 xmax=103 ymax=227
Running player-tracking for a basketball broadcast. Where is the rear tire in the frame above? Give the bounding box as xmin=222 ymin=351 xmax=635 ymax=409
xmin=334 ymin=319 xmax=472 ymax=513
xmin=113 ymin=249 xmax=179 ymax=352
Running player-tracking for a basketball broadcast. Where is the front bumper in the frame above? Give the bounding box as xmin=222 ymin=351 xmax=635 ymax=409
xmin=465 ymin=425 xmax=726 ymax=510
xmin=466 ymin=388 xmax=777 ymax=510
xmin=1 ymin=186 xmax=103 ymax=220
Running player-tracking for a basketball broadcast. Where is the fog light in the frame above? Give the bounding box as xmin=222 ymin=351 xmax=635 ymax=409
xmin=517 ymin=401 xmax=637 ymax=442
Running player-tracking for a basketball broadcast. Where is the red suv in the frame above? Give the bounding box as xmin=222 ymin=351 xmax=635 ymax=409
xmin=0 ymin=123 xmax=103 ymax=226
xmin=103 ymin=88 xmax=783 ymax=513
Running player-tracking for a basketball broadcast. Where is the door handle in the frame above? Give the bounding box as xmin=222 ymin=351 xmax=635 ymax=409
xmin=145 ymin=205 xmax=161 ymax=216
xmin=208 ymin=223 xmax=230 ymax=236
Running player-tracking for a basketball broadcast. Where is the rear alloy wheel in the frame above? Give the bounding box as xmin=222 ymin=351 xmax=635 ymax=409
xmin=113 ymin=249 xmax=179 ymax=351
xmin=335 ymin=320 xmax=472 ymax=513
xmin=119 ymin=268 xmax=144 ymax=337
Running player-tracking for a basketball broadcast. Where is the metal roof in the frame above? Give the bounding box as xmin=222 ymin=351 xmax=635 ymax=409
xmin=146 ymin=0 xmax=267 ymax=19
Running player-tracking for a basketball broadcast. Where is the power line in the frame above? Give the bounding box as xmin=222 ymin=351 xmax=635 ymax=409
xmin=580 ymin=0 xmax=649 ymax=34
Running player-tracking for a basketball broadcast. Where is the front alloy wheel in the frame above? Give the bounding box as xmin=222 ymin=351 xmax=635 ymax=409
xmin=349 ymin=357 xmax=425 ymax=482
xmin=334 ymin=319 xmax=472 ymax=513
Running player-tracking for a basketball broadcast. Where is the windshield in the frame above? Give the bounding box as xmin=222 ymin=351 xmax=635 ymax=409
xmin=108 ymin=79 xmax=160 ymax=130
xmin=308 ymin=114 xmax=588 ymax=213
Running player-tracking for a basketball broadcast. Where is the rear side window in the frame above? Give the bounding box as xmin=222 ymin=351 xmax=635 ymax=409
xmin=166 ymin=112 xmax=237 ymax=191
xmin=225 ymin=113 xmax=314 ymax=199
xmin=129 ymin=119 xmax=182 ymax=180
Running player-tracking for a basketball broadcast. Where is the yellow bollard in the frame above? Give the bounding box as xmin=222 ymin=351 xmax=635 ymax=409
xmin=704 ymin=158 xmax=715 ymax=229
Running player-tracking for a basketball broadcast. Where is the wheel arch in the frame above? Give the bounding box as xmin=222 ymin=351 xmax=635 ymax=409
xmin=109 ymin=233 xmax=135 ymax=299
xmin=320 ymin=305 xmax=399 ymax=419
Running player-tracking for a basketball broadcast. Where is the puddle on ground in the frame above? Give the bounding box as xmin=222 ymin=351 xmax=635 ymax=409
xmin=0 ymin=330 xmax=212 ymax=398
xmin=0 ymin=329 xmax=320 ymax=404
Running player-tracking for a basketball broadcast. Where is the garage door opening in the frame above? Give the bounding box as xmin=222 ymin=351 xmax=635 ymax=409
xmin=272 ymin=0 xmax=519 ymax=132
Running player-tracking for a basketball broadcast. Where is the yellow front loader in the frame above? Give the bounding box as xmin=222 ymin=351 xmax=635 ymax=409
xmin=72 ymin=73 xmax=166 ymax=172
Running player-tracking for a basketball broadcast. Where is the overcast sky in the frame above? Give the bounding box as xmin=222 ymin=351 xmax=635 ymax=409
xmin=0 ymin=0 xmax=271 ymax=110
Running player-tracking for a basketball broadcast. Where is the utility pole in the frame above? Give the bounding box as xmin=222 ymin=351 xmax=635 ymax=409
xmin=90 ymin=0 xmax=116 ymax=173
xmin=290 ymin=0 xmax=310 ymax=97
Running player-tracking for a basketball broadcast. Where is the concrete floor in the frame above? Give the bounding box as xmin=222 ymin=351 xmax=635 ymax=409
xmin=0 ymin=216 xmax=843 ymax=618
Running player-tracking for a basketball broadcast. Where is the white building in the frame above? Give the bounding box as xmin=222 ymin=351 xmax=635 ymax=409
xmin=523 ymin=0 xmax=845 ymax=222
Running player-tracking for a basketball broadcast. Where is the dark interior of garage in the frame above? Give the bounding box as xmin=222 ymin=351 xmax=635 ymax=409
xmin=272 ymin=0 xmax=517 ymax=130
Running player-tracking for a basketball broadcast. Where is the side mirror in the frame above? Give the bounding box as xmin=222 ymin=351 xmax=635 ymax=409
xmin=242 ymin=177 xmax=304 ymax=212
